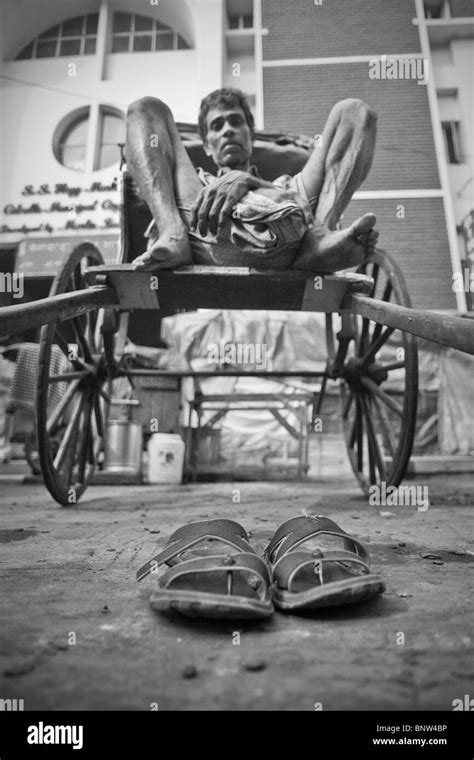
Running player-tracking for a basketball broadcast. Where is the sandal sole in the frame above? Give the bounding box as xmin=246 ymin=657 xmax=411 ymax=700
xmin=150 ymin=590 xmax=274 ymax=620
xmin=273 ymin=574 xmax=385 ymax=611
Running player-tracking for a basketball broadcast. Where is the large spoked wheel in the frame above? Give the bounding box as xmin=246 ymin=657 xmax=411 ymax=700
xmin=36 ymin=244 xmax=109 ymax=505
xmin=327 ymin=249 xmax=418 ymax=495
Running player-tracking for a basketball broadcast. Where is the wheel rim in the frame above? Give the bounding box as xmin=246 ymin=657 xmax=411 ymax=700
xmin=36 ymin=244 xmax=108 ymax=505
xmin=335 ymin=250 xmax=418 ymax=495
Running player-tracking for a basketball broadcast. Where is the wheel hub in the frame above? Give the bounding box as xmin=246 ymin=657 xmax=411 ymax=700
xmin=342 ymin=358 xmax=388 ymax=390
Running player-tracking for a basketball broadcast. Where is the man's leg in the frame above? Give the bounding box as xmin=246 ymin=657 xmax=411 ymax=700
xmin=292 ymin=98 xmax=379 ymax=271
xmin=300 ymin=98 xmax=377 ymax=228
xmin=125 ymin=97 xmax=202 ymax=270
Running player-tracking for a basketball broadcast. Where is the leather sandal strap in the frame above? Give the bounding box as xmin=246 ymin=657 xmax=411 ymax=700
xmin=169 ymin=519 xmax=249 ymax=543
xmin=161 ymin=552 xmax=271 ymax=600
xmin=275 ymin=527 xmax=369 ymax=564
xmin=136 ymin=519 xmax=253 ymax=581
xmin=266 ymin=515 xmax=369 ymax=564
xmin=264 ymin=516 xmax=313 ymax=559
xmin=272 ymin=550 xmax=371 ymax=591
xmin=265 ymin=515 xmax=344 ymax=559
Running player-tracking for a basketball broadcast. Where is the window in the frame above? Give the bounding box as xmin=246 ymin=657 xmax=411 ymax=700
xmin=98 ymin=112 xmax=126 ymax=171
xmin=57 ymin=113 xmax=89 ymax=172
xmin=442 ymin=121 xmax=462 ymax=164
xmin=424 ymin=1 xmax=451 ymax=18
xmin=54 ymin=107 xmax=125 ymax=173
xmin=15 ymin=14 xmax=98 ymax=59
xmin=228 ymin=14 xmax=254 ymax=29
xmin=227 ymin=0 xmax=254 ymax=29
xmin=111 ymin=12 xmax=189 ymax=53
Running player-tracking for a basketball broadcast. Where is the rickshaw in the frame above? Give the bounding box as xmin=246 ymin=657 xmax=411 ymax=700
xmin=1 ymin=125 xmax=472 ymax=505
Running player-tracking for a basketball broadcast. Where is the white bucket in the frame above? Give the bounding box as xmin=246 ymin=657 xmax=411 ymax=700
xmin=146 ymin=433 xmax=185 ymax=484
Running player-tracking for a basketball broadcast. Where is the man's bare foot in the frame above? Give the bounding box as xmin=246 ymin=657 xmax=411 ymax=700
xmin=131 ymin=228 xmax=192 ymax=271
xmin=293 ymin=213 xmax=379 ymax=271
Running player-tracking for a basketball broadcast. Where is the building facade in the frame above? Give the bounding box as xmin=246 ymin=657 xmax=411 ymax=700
xmin=1 ymin=0 xmax=472 ymax=310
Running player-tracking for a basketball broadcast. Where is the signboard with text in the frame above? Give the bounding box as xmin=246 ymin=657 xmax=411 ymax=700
xmin=16 ymin=234 xmax=120 ymax=276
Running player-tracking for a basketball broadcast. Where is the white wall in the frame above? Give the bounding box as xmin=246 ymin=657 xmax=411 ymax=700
xmin=0 ymin=0 xmax=225 ymax=244
xmin=224 ymin=52 xmax=256 ymax=98
xmin=433 ymin=38 xmax=474 ymax=232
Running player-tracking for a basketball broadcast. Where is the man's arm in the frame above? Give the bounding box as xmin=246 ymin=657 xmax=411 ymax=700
xmin=190 ymin=170 xmax=277 ymax=237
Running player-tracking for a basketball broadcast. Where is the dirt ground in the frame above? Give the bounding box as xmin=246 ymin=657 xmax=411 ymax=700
xmin=0 ymin=473 xmax=473 ymax=711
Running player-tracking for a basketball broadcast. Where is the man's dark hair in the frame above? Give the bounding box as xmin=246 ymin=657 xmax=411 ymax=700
xmin=198 ymin=88 xmax=256 ymax=142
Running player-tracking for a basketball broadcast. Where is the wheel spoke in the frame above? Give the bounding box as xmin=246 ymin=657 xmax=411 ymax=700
xmin=98 ymin=388 xmax=111 ymax=404
xmin=53 ymin=393 xmax=86 ymax=472
xmin=371 ymin=281 xmax=393 ymax=345
xmin=377 ymin=360 xmax=406 ymax=373
xmin=72 ymin=267 xmax=82 ymax=293
xmin=342 ymin=388 xmax=354 ymax=419
xmin=46 ymin=378 xmax=82 ymax=434
xmin=360 ymin=326 xmax=394 ymax=368
xmin=359 ymin=317 xmax=371 ymax=357
xmin=372 ymin=395 xmax=396 ymax=458
xmin=77 ymin=391 xmax=93 ymax=483
xmin=360 ymin=393 xmax=387 ymax=482
xmin=370 ymin=263 xmax=379 ymax=293
xmin=349 ymin=414 xmax=357 ymax=449
xmin=72 ymin=315 xmax=94 ymax=364
xmin=356 ymin=394 xmax=364 ymax=472
xmin=360 ymin=376 xmax=403 ymax=417
xmin=381 ymin=279 xmax=393 ymax=302
xmin=359 ymin=395 xmax=375 ymax=484
xmin=54 ymin=331 xmax=93 ymax=372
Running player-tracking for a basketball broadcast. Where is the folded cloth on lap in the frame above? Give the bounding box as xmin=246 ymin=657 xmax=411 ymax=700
xmin=144 ymin=177 xmax=315 ymax=269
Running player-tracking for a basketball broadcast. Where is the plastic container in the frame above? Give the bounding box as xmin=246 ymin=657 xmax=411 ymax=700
xmin=103 ymin=421 xmax=143 ymax=476
xmin=146 ymin=433 xmax=185 ymax=484
xmin=191 ymin=428 xmax=221 ymax=465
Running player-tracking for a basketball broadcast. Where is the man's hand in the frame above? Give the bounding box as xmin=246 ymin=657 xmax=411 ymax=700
xmin=190 ymin=170 xmax=259 ymax=237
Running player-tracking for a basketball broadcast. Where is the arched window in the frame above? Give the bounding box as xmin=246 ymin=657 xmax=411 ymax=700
xmin=111 ymin=12 xmax=190 ymax=52
xmin=15 ymin=14 xmax=99 ymax=59
xmin=57 ymin=112 xmax=89 ymax=172
xmin=53 ymin=106 xmax=125 ymax=173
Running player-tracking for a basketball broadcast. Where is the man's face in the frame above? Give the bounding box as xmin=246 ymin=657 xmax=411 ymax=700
xmin=203 ymin=106 xmax=253 ymax=170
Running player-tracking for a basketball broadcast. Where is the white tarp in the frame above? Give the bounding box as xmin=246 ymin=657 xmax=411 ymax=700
xmin=438 ymin=348 xmax=474 ymax=455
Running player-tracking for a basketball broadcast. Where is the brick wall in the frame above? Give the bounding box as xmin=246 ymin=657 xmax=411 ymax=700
xmin=449 ymin=0 xmax=474 ymax=17
xmin=343 ymin=198 xmax=456 ymax=310
xmin=260 ymin=0 xmax=456 ymax=310
xmin=262 ymin=0 xmax=420 ymax=60
xmin=263 ymin=64 xmax=440 ymax=191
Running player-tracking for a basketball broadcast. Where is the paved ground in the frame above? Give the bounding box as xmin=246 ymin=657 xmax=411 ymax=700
xmin=0 ymin=473 xmax=473 ymax=711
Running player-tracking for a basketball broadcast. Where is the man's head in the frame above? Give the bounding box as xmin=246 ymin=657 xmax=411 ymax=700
xmin=198 ymin=88 xmax=255 ymax=171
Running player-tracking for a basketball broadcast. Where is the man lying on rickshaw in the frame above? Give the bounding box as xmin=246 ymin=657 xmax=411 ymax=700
xmin=125 ymin=87 xmax=379 ymax=274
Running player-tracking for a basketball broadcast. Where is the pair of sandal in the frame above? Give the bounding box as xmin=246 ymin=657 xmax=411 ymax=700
xmin=136 ymin=515 xmax=385 ymax=619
